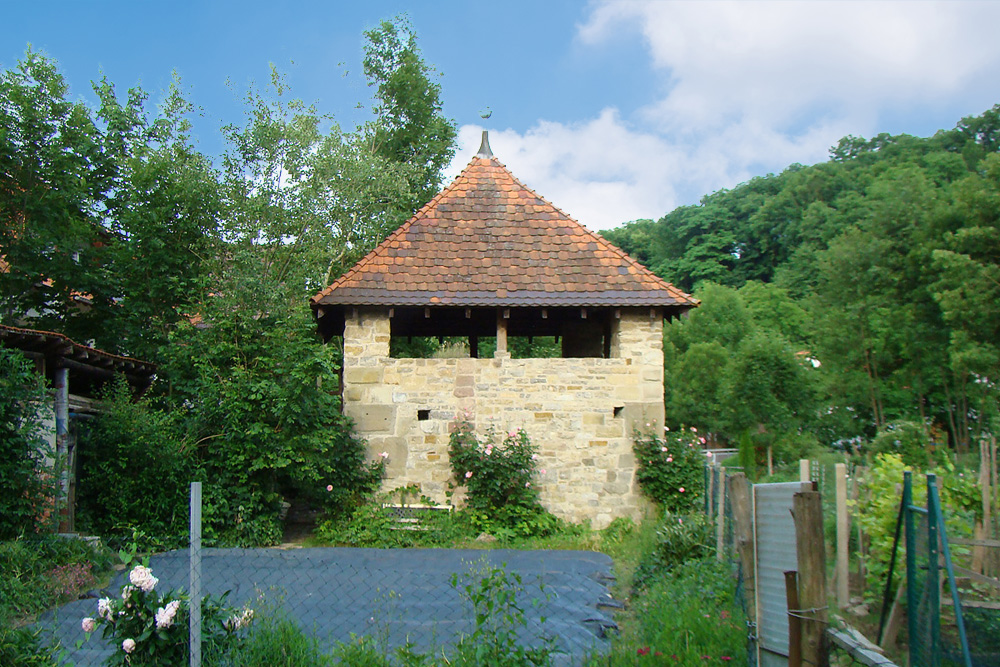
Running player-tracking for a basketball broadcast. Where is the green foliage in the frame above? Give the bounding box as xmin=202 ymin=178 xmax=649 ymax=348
xmin=632 ymin=429 xmax=706 ymax=512
xmin=81 ymin=564 xmax=248 ymax=666
xmin=615 ymin=558 xmax=747 ymax=665
xmin=77 ymin=380 xmax=194 ymax=549
xmin=161 ymin=308 xmax=383 ymax=547
xmin=0 ymin=625 xmax=61 ymax=666
xmin=448 ymin=563 xmax=553 ymax=666
xmin=632 ymin=513 xmax=712 ymax=591
xmin=851 ymin=453 xmax=979 ymax=605
xmin=221 ymin=609 xmax=330 ymax=667
xmin=448 ymin=420 xmax=557 ymax=536
xmin=363 ymin=15 xmax=457 ymax=210
xmin=867 ymin=421 xmax=947 ymax=469
xmin=0 ymin=534 xmax=113 ymax=626
xmin=0 ymin=348 xmax=54 ymax=539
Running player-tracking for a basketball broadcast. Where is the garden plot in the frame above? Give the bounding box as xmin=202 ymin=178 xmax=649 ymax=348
xmin=41 ymin=547 xmax=618 ymax=665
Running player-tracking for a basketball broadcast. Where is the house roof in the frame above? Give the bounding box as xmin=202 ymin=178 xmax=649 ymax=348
xmin=311 ymin=132 xmax=697 ymax=311
xmin=0 ymin=323 xmax=156 ymax=390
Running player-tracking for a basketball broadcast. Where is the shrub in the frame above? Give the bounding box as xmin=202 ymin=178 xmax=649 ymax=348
xmin=0 ymin=347 xmax=54 ymax=539
xmin=632 ymin=428 xmax=706 ymax=511
xmin=448 ymin=420 xmax=560 ymax=537
xmin=633 ymin=512 xmax=713 ymax=590
xmin=448 ymin=421 xmax=540 ymax=514
xmin=77 ymin=379 xmax=194 ymax=550
xmin=81 ymin=564 xmax=250 ymax=666
xmin=449 ymin=563 xmax=553 ymax=666
xmin=867 ymin=421 xmax=947 ymax=468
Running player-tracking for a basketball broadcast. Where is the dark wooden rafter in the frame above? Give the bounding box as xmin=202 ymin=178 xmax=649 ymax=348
xmin=0 ymin=324 xmax=156 ymax=389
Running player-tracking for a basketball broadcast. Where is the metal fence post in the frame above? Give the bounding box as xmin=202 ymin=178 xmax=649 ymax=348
xmin=190 ymin=481 xmax=202 ymax=667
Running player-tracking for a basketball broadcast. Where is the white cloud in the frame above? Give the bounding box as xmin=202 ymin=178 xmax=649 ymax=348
xmin=446 ymin=1 xmax=1000 ymax=230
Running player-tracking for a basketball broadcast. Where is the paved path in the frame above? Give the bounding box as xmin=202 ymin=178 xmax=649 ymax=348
xmin=41 ymin=547 xmax=619 ymax=665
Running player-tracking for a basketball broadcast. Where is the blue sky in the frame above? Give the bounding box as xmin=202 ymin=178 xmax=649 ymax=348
xmin=4 ymin=1 xmax=1000 ymax=230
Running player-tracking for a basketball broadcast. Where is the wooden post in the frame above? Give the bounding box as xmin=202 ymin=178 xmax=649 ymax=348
xmin=794 ymin=490 xmax=829 ymax=667
xmin=799 ymin=459 xmax=811 ymax=483
xmin=727 ymin=472 xmax=756 ymax=626
xmin=716 ymin=466 xmax=727 ymax=561
xmin=785 ymin=570 xmax=803 ymax=667
xmin=835 ymin=463 xmax=849 ymax=608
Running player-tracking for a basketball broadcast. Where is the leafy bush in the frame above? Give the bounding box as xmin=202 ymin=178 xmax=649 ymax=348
xmin=163 ymin=309 xmax=384 ymax=547
xmin=633 ymin=512 xmax=713 ymax=590
xmin=624 ymin=557 xmax=746 ymax=664
xmin=220 ymin=609 xmax=331 ymax=667
xmin=448 ymin=420 xmax=560 ymax=537
xmin=77 ymin=379 xmax=195 ymax=550
xmin=448 ymin=563 xmax=553 ymax=666
xmin=0 ymin=347 xmax=54 ymax=539
xmin=81 ymin=564 xmax=250 ymax=666
xmin=867 ymin=421 xmax=947 ymax=468
xmin=0 ymin=534 xmax=113 ymax=623
xmin=632 ymin=428 xmax=706 ymax=511
xmin=851 ymin=453 xmax=979 ymax=605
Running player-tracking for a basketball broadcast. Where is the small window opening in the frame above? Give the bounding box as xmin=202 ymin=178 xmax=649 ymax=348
xmin=417 ymin=409 xmax=431 ymax=421
xmin=613 ymin=406 xmax=624 ymax=418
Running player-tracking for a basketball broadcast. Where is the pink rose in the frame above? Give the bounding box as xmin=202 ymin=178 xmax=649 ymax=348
xmin=679 ymin=487 xmax=685 ymax=493
xmin=465 ymin=471 xmax=473 ymax=479
xmin=326 ymin=484 xmax=333 ymax=492
xmin=81 ymin=617 xmax=95 ymax=633
xmin=122 ymin=638 xmax=136 ymax=654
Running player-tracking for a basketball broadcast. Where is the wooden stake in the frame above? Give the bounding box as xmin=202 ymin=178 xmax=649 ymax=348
xmin=727 ymin=473 xmax=756 ymax=626
xmin=717 ymin=466 xmax=726 ymax=561
xmin=786 ymin=570 xmax=803 ymax=667
xmin=793 ymin=490 xmax=829 ymax=667
xmin=836 ymin=463 xmax=849 ymax=608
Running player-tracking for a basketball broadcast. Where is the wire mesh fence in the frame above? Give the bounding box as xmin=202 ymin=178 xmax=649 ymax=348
xmin=40 ymin=483 xmax=620 ymax=666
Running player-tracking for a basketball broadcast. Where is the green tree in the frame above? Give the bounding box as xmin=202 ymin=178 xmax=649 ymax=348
xmin=363 ymin=15 xmax=457 ymax=211
xmin=0 ymin=348 xmax=52 ymax=538
xmin=0 ymin=50 xmax=113 ymax=343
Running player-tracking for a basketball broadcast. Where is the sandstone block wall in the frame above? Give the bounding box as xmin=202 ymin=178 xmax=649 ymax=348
xmin=341 ymin=307 xmax=664 ymax=529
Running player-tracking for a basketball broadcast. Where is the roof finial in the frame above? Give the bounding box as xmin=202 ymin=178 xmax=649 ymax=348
xmin=476 ymin=130 xmax=493 ymax=158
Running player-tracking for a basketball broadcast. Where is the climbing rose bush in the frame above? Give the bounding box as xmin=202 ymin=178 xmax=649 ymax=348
xmin=448 ymin=419 xmax=543 ymax=520
xmin=81 ymin=564 xmax=250 ymax=666
xmin=633 ymin=427 xmax=706 ymax=512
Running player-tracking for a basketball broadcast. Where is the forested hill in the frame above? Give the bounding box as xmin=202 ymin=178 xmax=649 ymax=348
xmin=602 ymin=105 xmax=1000 ymax=454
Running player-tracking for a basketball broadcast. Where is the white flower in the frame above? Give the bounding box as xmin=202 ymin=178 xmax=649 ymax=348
xmin=129 ymin=565 xmax=158 ymax=593
xmin=380 ymin=451 xmax=389 ymax=458
xmin=155 ymin=600 xmax=181 ymax=629
xmin=81 ymin=617 xmax=96 ymax=633
xmin=122 ymin=638 xmax=136 ymax=654
xmin=225 ymin=607 xmax=254 ymax=631
xmin=531 ymin=454 xmax=538 ymax=460
xmin=121 ymin=585 xmax=135 ymax=599
xmin=97 ymin=597 xmax=112 ymax=620
xmin=464 ymin=470 xmax=473 ymax=479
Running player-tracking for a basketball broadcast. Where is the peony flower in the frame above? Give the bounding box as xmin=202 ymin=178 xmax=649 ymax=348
xmin=666 ymin=457 xmax=673 ymax=463
xmin=81 ymin=617 xmax=96 ymax=633
xmin=380 ymin=451 xmax=388 ymax=458
xmin=121 ymin=585 xmax=134 ymax=599
xmin=465 ymin=471 xmax=473 ymax=479
xmin=97 ymin=597 xmax=112 ymax=620
xmin=508 ymin=431 xmax=516 ymax=439
xmin=122 ymin=638 xmax=136 ymax=654
xmin=485 ymin=446 xmax=493 ymax=456
xmin=525 ymin=482 xmax=531 ymax=487
xmin=129 ymin=565 xmax=158 ymax=593
xmin=155 ymin=600 xmax=181 ymax=629
xmin=661 ymin=446 xmax=667 ymax=452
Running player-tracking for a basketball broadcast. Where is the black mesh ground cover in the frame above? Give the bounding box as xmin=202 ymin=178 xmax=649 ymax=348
xmin=40 ymin=547 xmax=619 ymax=666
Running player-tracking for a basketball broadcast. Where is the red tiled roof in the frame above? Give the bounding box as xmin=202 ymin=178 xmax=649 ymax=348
xmin=0 ymin=323 xmax=156 ymax=382
xmin=311 ymin=146 xmax=697 ymax=310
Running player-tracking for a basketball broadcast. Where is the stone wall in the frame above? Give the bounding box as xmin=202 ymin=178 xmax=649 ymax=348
xmin=341 ymin=307 xmax=665 ymax=529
